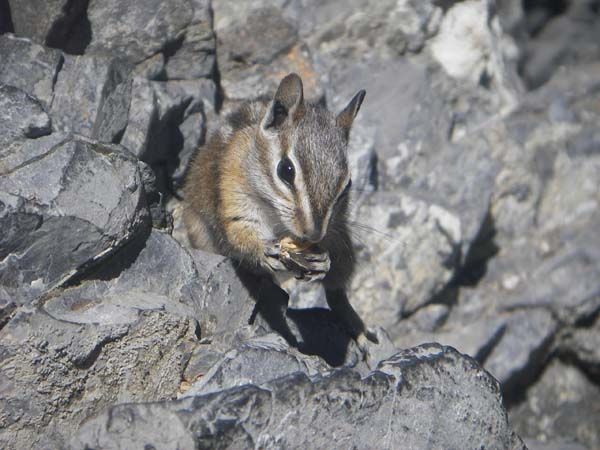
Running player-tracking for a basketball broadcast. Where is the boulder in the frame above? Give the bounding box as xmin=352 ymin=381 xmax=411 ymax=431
xmin=50 ymin=54 xmax=132 ymax=141
xmin=85 ymin=0 xmax=214 ymax=70
xmin=72 ymin=344 xmax=526 ymax=450
xmin=0 ymin=34 xmax=63 ymax=109
xmin=0 ymin=132 xmax=149 ymax=304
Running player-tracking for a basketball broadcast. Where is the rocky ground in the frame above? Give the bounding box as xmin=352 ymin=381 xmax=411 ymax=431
xmin=0 ymin=0 xmax=599 ymax=449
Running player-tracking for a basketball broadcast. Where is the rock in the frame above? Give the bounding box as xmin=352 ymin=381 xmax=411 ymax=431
xmin=72 ymin=344 xmax=525 ymax=450
xmin=0 ymin=305 xmax=198 ymax=450
xmin=121 ymin=78 xmax=214 ymax=163
xmin=119 ymin=77 xmax=215 ymax=214
xmin=409 ymin=303 xmax=450 ymax=332
xmin=183 ymin=333 xmax=330 ymax=396
xmin=0 ymin=34 xmax=63 ymax=109
xmin=0 ymin=297 xmax=16 ymax=329
xmin=524 ymin=438 xmax=590 ymax=450
xmin=516 ymin=1 xmax=600 ymax=89
xmin=509 ymin=359 xmax=600 ymax=450
xmin=350 ymin=191 xmax=460 ymax=320
xmin=559 ymin=317 xmax=600 ymax=379
xmin=390 ymin=313 xmax=507 ymax=363
xmin=6 ymin=0 xmax=84 ymax=48
xmin=85 ymin=0 xmax=214 ymax=67
xmin=0 ymin=83 xmax=51 ymax=145
xmin=0 ymin=135 xmax=149 ymax=304
xmin=213 ymin=3 xmax=323 ymax=100
xmin=347 ymin=121 xmax=378 ymax=195
xmin=483 ymin=309 xmax=557 ymax=395
xmin=50 ymin=54 xmax=132 ymax=141
xmin=163 ymin=4 xmax=216 ymax=80
xmin=0 ymin=230 xmax=231 ymax=449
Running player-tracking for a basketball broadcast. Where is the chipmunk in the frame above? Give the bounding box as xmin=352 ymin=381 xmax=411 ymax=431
xmin=183 ymin=73 xmax=377 ymax=347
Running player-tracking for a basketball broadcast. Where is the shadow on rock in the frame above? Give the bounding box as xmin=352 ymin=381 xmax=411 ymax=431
xmin=236 ymin=268 xmax=353 ymax=367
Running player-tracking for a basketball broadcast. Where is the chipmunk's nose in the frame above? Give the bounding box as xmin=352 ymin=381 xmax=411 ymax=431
xmin=300 ymin=212 xmax=327 ymax=244
xmin=298 ymin=227 xmax=324 ymax=245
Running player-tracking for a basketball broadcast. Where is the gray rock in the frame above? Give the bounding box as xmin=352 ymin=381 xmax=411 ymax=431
xmin=524 ymin=438 xmax=589 ymax=450
xmin=85 ymin=0 xmax=213 ymax=66
xmin=46 ymin=230 xmax=206 ymax=322
xmin=185 ymin=248 xmax=370 ymax=369
xmin=0 ymin=34 xmax=63 ymax=108
xmin=559 ymin=317 xmax=600 ymax=379
xmin=516 ymin=1 xmax=600 ymax=89
xmin=6 ymin=0 xmax=79 ymax=46
xmin=0 ymin=229 xmax=236 ymax=449
xmin=163 ymin=3 xmax=215 ymax=80
xmin=390 ymin=314 xmax=507 ymax=363
xmin=0 ymin=305 xmax=198 ymax=450
xmin=509 ymin=359 xmax=600 ymax=450
xmin=0 ymin=84 xmax=51 ymax=146
xmin=0 ymin=136 xmax=149 ymax=304
xmin=483 ymin=309 xmax=557 ymax=394
xmin=121 ymin=78 xmax=214 ymax=162
xmin=172 ymin=111 xmax=206 ymax=186
xmin=350 ymin=191 xmax=460 ymax=320
xmin=51 ymin=54 xmax=132 ymax=140
xmin=213 ymin=3 xmax=324 ymax=101
xmin=183 ymin=333 xmax=330 ymax=396
xmin=72 ymin=344 xmax=525 ymax=450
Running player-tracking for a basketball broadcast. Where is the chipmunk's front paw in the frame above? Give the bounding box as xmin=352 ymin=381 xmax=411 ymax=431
xmin=284 ymin=248 xmax=330 ymax=282
xmin=263 ymin=241 xmax=288 ymax=273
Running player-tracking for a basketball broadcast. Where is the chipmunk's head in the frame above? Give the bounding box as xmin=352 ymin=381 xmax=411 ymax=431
xmin=254 ymin=73 xmax=365 ymax=244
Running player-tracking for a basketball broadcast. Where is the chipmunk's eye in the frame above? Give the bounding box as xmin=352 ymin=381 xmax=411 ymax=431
xmin=277 ymin=158 xmax=295 ymax=186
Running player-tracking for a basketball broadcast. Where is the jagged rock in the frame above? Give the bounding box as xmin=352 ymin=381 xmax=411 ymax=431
xmin=0 ymin=83 xmax=51 ymax=145
xmin=559 ymin=317 xmax=600 ymax=379
xmin=72 ymin=344 xmax=525 ymax=450
xmin=390 ymin=314 xmax=507 ymax=364
xmin=350 ymin=191 xmax=461 ymax=320
xmin=85 ymin=0 xmax=214 ymax=68
xmin=513 ymin=0 xmax=600 ymax=89
xmin=51 ymin=54 xmax=132 ymax=141
xmin=183 ymin=333 xmax=331 ymax=397
xmin=0 ymin=230 xmax=212 ymax=448
xmin=0 ymin=135 xmax=149 ymax=304
xmin=0 ymin=306 xmax=198 ymax=450
xmin=121 ymin=78 xmax=215 ymax=163
xmin=509 ymin=359 xmax=600 ymax=450
xmin=483 ymin=309 xmax=557 ymax=395
xmin=6 ymin=0 xmax=82 ymax=47
xmin=163 ymin=4 xmax=215 ymax=80
xmin=0 ymin=34 xmax=63 ymax=109
xmin=212 ymin=3 xmax=323 ymax=100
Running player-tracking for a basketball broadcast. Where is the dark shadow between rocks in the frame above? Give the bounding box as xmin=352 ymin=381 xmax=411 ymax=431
xmin=64 ymin=222 xmax=152 ymax=285
xmin=212 ymin=53 xmax=225 ymax=113
xmin=285 ymin=307 xmax=352 ymax=367
xmin=45 ymin=0 xmax=92 ymax=55
xmin=405 ymin=210 xmax=499 ymax=317
xmin=236 ymin=268 xmax=351 ymax=367
xmin=523 ymin=0 xmax=569 ymax=37
xmin=0 ymin=0 xmax=13 ymax=34
xmin=502 ymin=336 xmax=555 ymax=407
xmin=455 ymin=210 xmax=499 ymax=287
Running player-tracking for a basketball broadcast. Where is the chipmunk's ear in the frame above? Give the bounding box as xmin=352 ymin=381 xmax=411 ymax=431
xmin=262 ymin=73 xmax=305 ymax=130
xmin=336 ymin=90 xmax=366 ymax=138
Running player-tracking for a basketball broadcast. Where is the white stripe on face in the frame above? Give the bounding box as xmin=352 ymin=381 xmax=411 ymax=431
xmin=287 ymin=131 xmax=315 ymax=238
